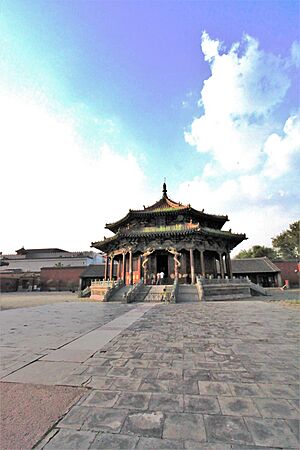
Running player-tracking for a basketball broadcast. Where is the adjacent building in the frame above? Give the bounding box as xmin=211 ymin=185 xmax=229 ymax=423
xmin=231 ymin=257 xmax=282 ymax=287
xmin=0 ymin=247 xmax=103 ymax=292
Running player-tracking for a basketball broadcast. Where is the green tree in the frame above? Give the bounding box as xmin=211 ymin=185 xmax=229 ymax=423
xmin=235 ymin=245 xmax=278 ymax=259
xmin=272 ymin=221 xmax=300 ymax=259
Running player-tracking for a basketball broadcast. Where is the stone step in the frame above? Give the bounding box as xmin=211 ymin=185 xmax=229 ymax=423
xmin=177 ymin=285 xmax=199 ymax=303
xmin=205 ymin=294 xmax=253 ymax=301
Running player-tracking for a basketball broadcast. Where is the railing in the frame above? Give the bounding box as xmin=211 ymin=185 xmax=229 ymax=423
xmin=196 ymin=276 xmax=268 ymax=297
xmin=91 ymin=280 xmax=115 ymax=288
xmin=90 ymin=279 xmax=124 ymax=302
xmin=104 ymin=279 xmax=124 ymax=302
xmin=79 ymin=286 xmax=91 ymax=298
xmin=200 ymin=277 xmax=252 ymax=285
xmin=125 ymin=278 xmax=144 ymax=303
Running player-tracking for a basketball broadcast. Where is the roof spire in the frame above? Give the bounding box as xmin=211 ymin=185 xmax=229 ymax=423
xmin=162 ymin=178 xmax=167 ymax=197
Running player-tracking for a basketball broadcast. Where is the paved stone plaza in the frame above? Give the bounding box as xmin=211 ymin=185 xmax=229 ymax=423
xmin=0 ymin=300 xmax=299 ymax=449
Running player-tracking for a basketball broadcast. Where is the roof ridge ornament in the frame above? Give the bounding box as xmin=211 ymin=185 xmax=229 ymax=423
xmin=162 ymin=179 xmax=167 ymax=197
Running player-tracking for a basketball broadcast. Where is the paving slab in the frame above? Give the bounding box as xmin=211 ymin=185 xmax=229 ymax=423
xmin=114 ymin=391 xmax=151 ymax=410
xmin=254 ymin=397 xmax=299 ymax=419
xmin=204 ymin=414 xmax=254 ymax=445
xmin=245 ymin=416 xmax=299 ymax=448
xmin=91 ymin=432 xmax=138 ymax=449
xmin=136 ymin=437 xmax=184 ymax=449
xmin=43 ymin=429 xmax=96 ymax=449
xmin=218 ymin=396 xmax=261 ymax=417
xmin=82 ymin=390 xmax=120 ymax=408
xmin=163 ymin=412 xmax=206 ymax=442
xmin=81 ymin=407 xmax=128 ymax=433
xmin=149 ymin=393 xmax=184 ymax=412
xmin=2 ymin=300 xmax=300 ymax=449
xmin=184 ymin=394 xmax=220 ymax=414
xmin=2 ymin=361 xmax=80 ymax=384
xmin=122 ymin=411 xmax=164 ymax=438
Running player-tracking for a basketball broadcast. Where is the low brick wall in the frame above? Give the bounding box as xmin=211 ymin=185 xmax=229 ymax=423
xmin=273 ymin=261 xmax=299 ymax=287
xmin=40 ymin=267 xmax=85 ymax=291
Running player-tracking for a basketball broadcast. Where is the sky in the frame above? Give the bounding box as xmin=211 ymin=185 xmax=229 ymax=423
xmin=1 ymin=0 xmax=299 ymax=255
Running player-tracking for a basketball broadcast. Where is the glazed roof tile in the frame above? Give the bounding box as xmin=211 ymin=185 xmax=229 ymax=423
xmin=92 ymin=226 xmax=246 ymax=251
xmin=232 ymin=257 xmax=280 ymax=274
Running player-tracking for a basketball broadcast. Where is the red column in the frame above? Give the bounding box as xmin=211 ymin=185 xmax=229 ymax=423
xmin=129 ymin=251 xmax=133 ymax=285
xmin=109 ymin=255 xmax=114 ymax=280
xmin=190 ymin=249 xmax=195 ymax=284
xmin=104 ymin=255 xmax=109 ymax=281
xmin=122 ymin=252 xmax=126 ymax=284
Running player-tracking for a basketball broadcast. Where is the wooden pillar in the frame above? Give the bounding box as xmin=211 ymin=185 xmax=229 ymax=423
xmin=213 ymin=255 xmax=218 ymax=278
xmin=143 ymin=256 xmax=148 ymax=284
xmin=219 ymin=253 xmax=225 ymax=279
xmin=190 ymin=249 xmax=195 ymax=284
xmin=129 ymin=251 xmax=133 ymax=285
xmin=122 ymin=253 xmax=126 ymax=284
xmin=138 ymin=255 xmax=142 ymax=281
xmin=174 ymin=254 xmax=179 ymax=280
xmin=226 ymin=252 xmax=233 ymax=279
xmin=200 ymin=250 xmax=205 ymax=277
xmin=104 ymin=255 xmax=109 ymax=281
xmin=109 ymin=255 xmax=114 ymax=280
xmin=117 ymin=260 xmax=120 ymax=280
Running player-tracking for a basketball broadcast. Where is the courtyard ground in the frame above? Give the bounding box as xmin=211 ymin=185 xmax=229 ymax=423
xmin=0 ymin=296 xmax=299 ymax=449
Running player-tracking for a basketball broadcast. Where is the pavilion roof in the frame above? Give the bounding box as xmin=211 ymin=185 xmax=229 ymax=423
xmin=105 ymin=183 xmax=228 ymax=232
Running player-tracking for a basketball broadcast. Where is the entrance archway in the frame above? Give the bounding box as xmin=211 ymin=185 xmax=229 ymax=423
xmin=156 ymin=253 xmax=169 ymax=277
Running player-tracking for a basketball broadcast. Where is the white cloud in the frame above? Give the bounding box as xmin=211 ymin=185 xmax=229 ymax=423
xmin=290 ymin=41 xmax=300 ymax=68
xmin=0 ymin=90 xmax=151 ymax=253
xmin=176 ymin=177 xmax=298 ymax=254
xmin=185 ymin=32 xmax=291 ymax=172
xmin=182 ymin=33 xmax=299 ymax=252
xmin=262 ymin=112 xmax=300 ymax=179
xmin=201 ymin=31 xmax=221 ymax=62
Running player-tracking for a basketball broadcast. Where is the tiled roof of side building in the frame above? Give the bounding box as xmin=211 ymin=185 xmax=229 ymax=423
xmin=15 ymin=247 xmax=68 ymax=255
xmin=232 ymin=257 xmax=280 ymax=274
xmin=80 ymin=264 xmax=105 ymax=278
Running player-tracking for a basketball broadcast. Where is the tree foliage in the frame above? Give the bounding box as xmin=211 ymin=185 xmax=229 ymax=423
xmin=235 ymin=245 xmax=278 ymax=259
xmin=272 ymin=221 xmax=299 ymax=259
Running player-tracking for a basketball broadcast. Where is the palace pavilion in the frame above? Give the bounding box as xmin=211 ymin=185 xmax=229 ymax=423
xmin=92 ymin=183 xmax=247 ymax=285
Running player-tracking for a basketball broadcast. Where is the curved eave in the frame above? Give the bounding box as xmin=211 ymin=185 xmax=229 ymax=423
xmin=106 ymin=207 xmax=229 ymax=233
xmin=92 ymin=227 xmax=247 ymax=253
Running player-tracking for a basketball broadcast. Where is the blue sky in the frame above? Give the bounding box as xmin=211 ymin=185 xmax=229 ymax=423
xmin=1 ymin=0 xmax=299 ymax=253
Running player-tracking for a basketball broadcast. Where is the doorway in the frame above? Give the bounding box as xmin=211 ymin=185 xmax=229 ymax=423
xmin=156 ymin=254 xmax=168 ymax=277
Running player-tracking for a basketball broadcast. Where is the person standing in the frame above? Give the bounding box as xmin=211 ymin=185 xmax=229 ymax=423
xmin=159 ymin=271 xmax=165 ymax=285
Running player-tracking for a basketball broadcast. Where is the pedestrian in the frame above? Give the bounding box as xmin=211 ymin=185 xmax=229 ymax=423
xmin=161 ymin=287 xmax=167 ymax=302
xmin=159 ymin=271 xmax=164 ymax=285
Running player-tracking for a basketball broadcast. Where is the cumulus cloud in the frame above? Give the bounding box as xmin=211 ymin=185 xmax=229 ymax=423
xmin=0 ymin=90 xmax=150 ymax=253
xmin=263 ymin=112 xmax=300 ymax=179
xmin=185 ymin=32 xmax=292 ymax=172
xmin=182 ymin=32 xmax=299 ymax=251
xmin=176 ymin=177 xmax=298 ymax=254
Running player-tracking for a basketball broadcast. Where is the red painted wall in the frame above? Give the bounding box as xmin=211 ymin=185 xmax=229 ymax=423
xmin=273 ymin=261 xmax=299 ymax=287
xmin=40 ymin=266 xmax=85 ymax=291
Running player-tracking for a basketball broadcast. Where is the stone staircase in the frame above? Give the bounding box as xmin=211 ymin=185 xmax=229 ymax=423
xmin=202 ymin=282 xmax=252 ymax=301
xmin=132 ymin=285 xmax=151 ymax=302
xmin=108 ymin=285 xmax=132 ymax=302
xmin=177 ymin=285 xmax=199 ymax=303
xmin=143 ymin=285 xmax=173 ymax=302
